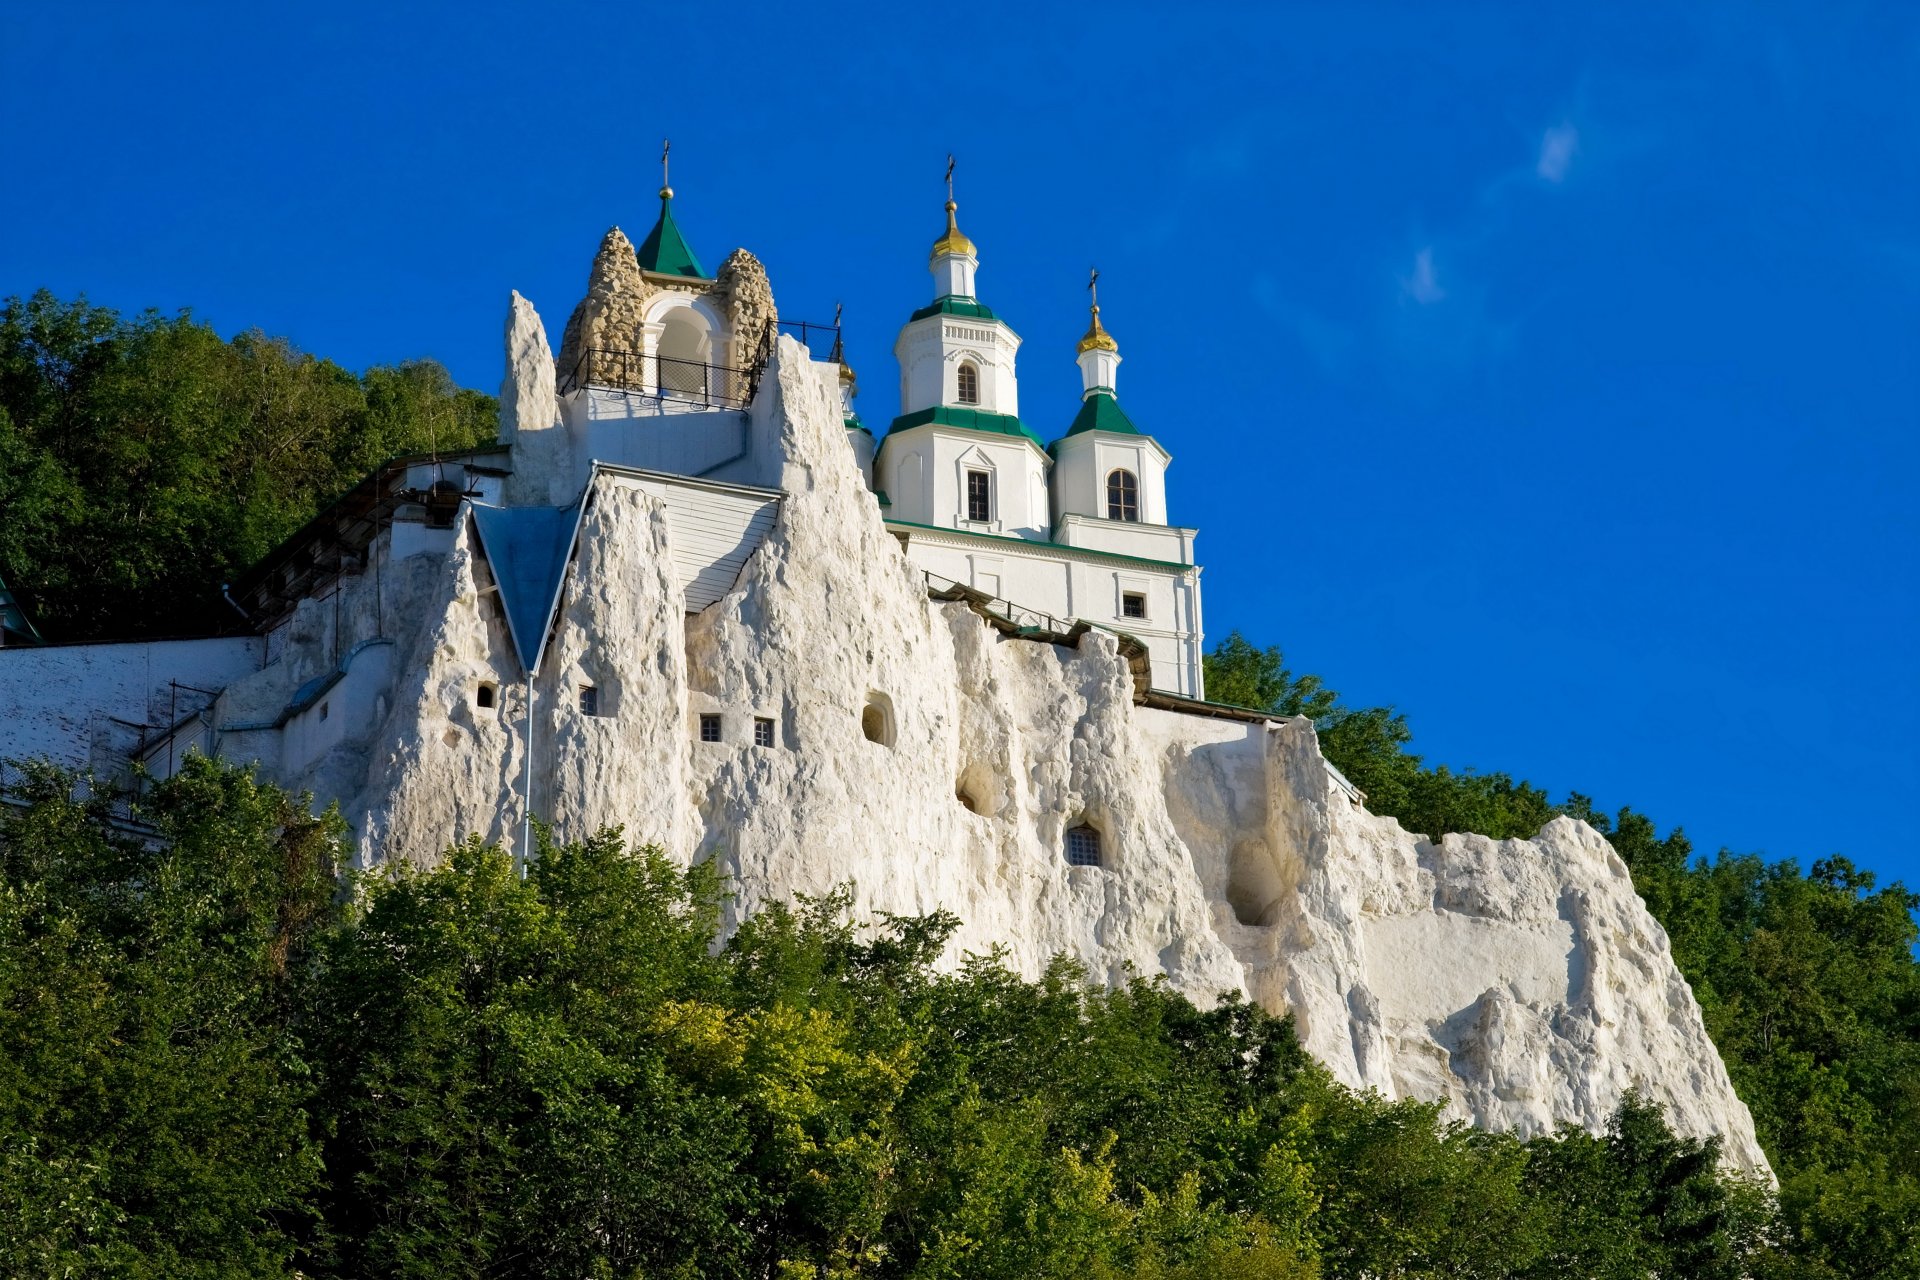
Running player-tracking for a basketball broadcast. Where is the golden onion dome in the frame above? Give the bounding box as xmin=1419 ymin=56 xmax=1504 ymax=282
xmin=838 ymin=358 xmax=857 ymax=387
xmin=1076 ymin=304 xmax=1119 ymax=354
xmin=929 ymin=200 xmax=976 ymax=262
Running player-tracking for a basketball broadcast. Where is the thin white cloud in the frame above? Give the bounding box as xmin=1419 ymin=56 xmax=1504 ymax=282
xmin=1537 ymin=122 xmax=1579 ymax=182
xmin=1401 ymin=247 xmax=1445 ymax=304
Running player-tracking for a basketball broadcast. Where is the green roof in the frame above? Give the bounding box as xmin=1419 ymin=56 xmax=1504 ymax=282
xmin=885 ymin=405 xmax=1046 ymax=450
xmin=908 ymin=296 xmax=999 ymax=323
xmin=1059 ymin=390 xmax=1143 ymax=440
xmin=635 ymin=193 xmax=708 ymax=279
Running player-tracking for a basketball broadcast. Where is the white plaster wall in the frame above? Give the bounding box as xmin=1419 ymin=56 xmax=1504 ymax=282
xmin=1054 ymin=514 xmax=1196 ymax=565
xmin=562 ymin=391 xmax=755 ymax=494
xmin=895 ymin=315 xmax=1023 ymax=418
xmin=1050 ymin=430 xmax=1171 ymax=525
xmin=887 ymin=529 xmax=1202 ymax=697
xmin=0 ymin=637 xmax=264 ymax=776
xmin=878 ymin=426 xmax=1050 ymax=538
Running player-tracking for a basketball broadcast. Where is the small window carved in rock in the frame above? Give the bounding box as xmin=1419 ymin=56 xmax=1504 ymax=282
xmin=1065 ymin=823 xmax=1103 ymax=868
xmin=699 ymin=713 xmax=722 ymax=743
xmin=754 ymin=717 xmax=775 ymax=748
xmin=861 ymin=692 xmax=895 ymax=747
xmin=476 ymin=683 xmax=496 ymax=710
xmin=319 ymin=701 xmax=330 ymax=722
xmin=579 ymin=685 xmax=599 ymax=717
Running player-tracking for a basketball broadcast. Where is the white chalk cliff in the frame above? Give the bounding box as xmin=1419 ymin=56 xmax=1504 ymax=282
xmin=201 ymin=298 xmax=1768 ymax=1178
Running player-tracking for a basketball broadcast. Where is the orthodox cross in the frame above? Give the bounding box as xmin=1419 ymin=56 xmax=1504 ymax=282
xmin=661 ymin=138 xmax=671 ymax=193
xmin=1089 ymin=267 xmax=1100 ymax=309
xmin=945 ymin=154 xmax=955 ymax=203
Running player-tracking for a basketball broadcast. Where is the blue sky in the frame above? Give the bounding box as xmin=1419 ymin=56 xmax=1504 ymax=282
xmin=3 ymin=3 xmax=1915 ymax=886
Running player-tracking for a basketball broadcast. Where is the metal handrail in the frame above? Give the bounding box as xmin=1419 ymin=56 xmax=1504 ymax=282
xmin=563 ymin=347 xmax=757 ymax=407
xmin=563 ymin=316 xmax=845 ymax=403
xmin=778 ymin=319 xmax=843 ymax=359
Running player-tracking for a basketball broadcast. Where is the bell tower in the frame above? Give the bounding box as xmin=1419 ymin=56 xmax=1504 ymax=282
xmin=1049 ymin=274 xmax=1173 ymax=528
xmin=876 ymin=160 xmax=1051 ymax=539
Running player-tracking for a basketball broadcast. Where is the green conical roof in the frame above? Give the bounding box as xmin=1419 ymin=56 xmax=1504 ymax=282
xmin=1061 ymin=390 xmax=1143 ymax=439
xmin=635 ymin=191 xmax=708 ymax=279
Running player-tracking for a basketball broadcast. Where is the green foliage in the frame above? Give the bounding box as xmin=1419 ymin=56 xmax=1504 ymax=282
xmin=0 ymin=757 xmax=341 ymax=1273
xmin=1569 ymin=801 xmax=1920 ymax=1280
xmin=1203 ymin=634 xmax=1555 ymax=841
xmin=1208 ymin=632 xmax=1920 ymax=1280
xmin=0 ymin=290 xmax=495 ymax=639
xmin=0 ymin=762 xmax=1796 ymax=1276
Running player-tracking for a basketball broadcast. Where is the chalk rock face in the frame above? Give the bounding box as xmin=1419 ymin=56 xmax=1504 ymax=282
xmin=679 ymin=341 xmax=1248 ymax=994
xmin=556 ymin=227 xmax=652 ymax=376
xmin=499 ymin=291 xmax=571 ymax=506
xmin=218 ymin=325 xmax=1768 ymax=1178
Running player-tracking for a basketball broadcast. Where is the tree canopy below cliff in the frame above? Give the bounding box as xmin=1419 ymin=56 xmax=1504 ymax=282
xmin=0 ymin=761 xmax=1792 ymax=1278
xmin=1207 ymin=633 xmax=1920 ymax=1277
xmin=0 ymin=291 xmax=496 ymax=641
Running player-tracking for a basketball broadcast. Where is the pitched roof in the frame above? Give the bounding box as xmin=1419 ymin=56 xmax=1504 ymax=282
xmin=1059 ymin=390 xmax=1143 ymax=440
xmin=634 ymin=193 xmax=708 ymax=279
xmin=468 ymin=502 xmax=587 ymax=675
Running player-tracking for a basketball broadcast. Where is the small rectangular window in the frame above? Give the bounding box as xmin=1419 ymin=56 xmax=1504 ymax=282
xmin=699 ymin=713 xmax=722 ymax=743
xmin=754 ymin=717 xmax=775 ymax=748
xmin=318 ymin=700 xmax=330 ymax=721
xmin=579 ymin=685 xmax=599 ymax=716
xmin=966 ymin=470 xmax=991 ymax=522
xmin=1066 ymin=824 xmax=1103 ymax=867
xmin=1121 ymin=592 xmax=1147 ymax=620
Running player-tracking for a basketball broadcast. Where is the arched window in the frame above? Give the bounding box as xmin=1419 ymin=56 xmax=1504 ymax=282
xmin=1065 ymin=823 xmax=1103 ymax=867
xmin=956 ymin=361 xmax=980 ymax=405
xmin=1106 ymin=469 xmax=1140 ymax=522
xmin=476 ymin=682 xmax=497 ymax=710
xmin=657 ymin=305 xmax=715 ymax=400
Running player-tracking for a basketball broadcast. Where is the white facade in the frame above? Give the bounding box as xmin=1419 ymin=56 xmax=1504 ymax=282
xmin=895 ymin=309 xmax=1022 ymax=419
xmin=869 ymin=204 xmax=1206 ymax=696
xmin=878 ymin=425 xmax=1053 ymax=541
xmin=1050 ymin=429 xmax=1171 ymax=526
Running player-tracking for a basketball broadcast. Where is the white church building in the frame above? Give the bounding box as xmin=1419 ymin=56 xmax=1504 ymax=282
xmin=866 ymin=196 xmax=1204 ymax=697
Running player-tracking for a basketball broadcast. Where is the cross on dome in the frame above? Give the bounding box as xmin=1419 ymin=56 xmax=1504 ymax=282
xmin=635 ymin=137 xmax=709 ymax=279
xmin=1078 ymin=268 xmax=1119 ymax=355
xmin=929 ymin=154 xmax=977 ymax=264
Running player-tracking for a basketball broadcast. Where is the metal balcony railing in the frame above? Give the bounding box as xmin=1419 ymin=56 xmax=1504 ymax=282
xmin=562 ymin=317 xmax=844 ymax=405
xmin=563 ymin=348 xmax=756 ymax=407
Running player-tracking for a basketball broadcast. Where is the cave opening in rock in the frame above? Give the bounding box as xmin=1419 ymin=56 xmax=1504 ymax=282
xmin=861 ymin=692 xmax=894 ymax=746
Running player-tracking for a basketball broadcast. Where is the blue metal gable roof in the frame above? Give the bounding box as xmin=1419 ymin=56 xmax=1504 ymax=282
xmin=469 ymin=502 xmax=586 ymax=675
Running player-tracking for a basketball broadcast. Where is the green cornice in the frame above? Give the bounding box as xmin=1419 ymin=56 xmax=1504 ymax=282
xmin=908 ymin=296 xmax=999 ymax=323
xmin=635 ymin=194 xmax=708 ymax=279
xmin=883 ymin=518 xmax=1194 ymax=574
xmin=885 ymin=405 xmax=1046 ymax=450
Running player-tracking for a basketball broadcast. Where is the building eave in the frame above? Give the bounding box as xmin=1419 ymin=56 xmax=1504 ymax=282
xmin=884 ymin=518 xmax=1197 ymax=575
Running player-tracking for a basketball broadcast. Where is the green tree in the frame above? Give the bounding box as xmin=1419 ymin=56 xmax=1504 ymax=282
xmin=0 ymin=291 xmax=496 ymax=640
xmin=0 ymin=759 xmax=341 ymax=1274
